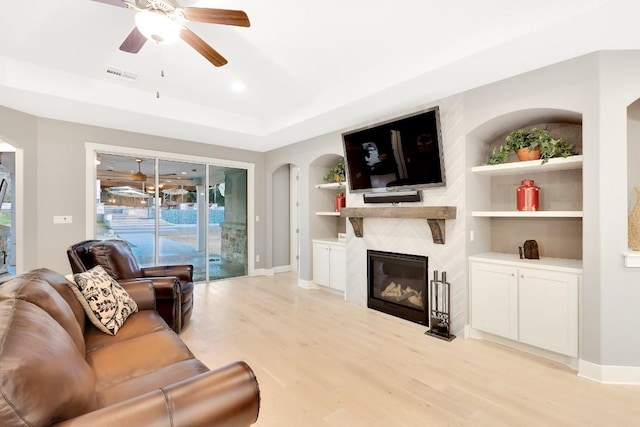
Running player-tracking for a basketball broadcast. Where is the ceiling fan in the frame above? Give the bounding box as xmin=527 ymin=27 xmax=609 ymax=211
xmin=98 ymin=158 xmax=178 ymax=183
xmin=91 ymin=0 xmax=250 ymax=67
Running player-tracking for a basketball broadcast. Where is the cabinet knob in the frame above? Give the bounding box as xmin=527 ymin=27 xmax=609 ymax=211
xmin=511 ymin=273 xmax=515 ymax=277
xmin=520 ymin=274 xmax=524 ymax=279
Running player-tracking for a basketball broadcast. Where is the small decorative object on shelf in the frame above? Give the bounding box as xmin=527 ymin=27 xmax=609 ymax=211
xmin=629 ymin=186 xmax=640 ymax=251
xmin=425 ymin=270 xmax=456 ymax=342
xmin=523 ymin=240 xmax=540 ymax=259
xmin=334 ymin=191 xmax=346 ymax=212
xmin=489 ymin=127 xmax=575 ymax=165
xmin=516 ymin=179 xmax=539 ymax=211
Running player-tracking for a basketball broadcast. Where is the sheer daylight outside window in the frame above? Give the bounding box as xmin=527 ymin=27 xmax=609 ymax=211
xmin=95 ymin=152 xmax=248 ymax=282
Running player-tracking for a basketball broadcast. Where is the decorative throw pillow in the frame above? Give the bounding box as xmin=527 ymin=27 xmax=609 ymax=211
xmin=67 ymin=265 xmax=138 ymax=335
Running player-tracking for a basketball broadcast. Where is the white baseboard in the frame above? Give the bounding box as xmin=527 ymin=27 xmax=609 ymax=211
xmin=272 ymin=265 xmax=292 ymax=274
xmin=297 ymin=279 xmax=319 ymax=289
xmin=251 ymin=268 xmax=267 ymax=276
xmin=467 ymin=327 xmax=578 ymax=370
xmin=578 ymin=359 xmax=640 ymax=384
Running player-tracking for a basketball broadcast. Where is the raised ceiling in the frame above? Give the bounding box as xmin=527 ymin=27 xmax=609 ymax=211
xmin=1 ymin=0 xmax=639 ymax=152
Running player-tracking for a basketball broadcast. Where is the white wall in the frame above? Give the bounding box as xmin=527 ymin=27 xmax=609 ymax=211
xmin=343 ymin=95 xmax=468 ymax=333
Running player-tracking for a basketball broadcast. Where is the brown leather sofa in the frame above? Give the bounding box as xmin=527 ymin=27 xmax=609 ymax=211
xmin=67 ymin=239 xmax=194 ymax=333
xmin=0 ymin=268 xmax=260 ymax=426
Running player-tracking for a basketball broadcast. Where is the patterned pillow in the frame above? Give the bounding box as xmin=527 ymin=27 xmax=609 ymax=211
xmin=67 ymin=265 xmax=138 ymax=335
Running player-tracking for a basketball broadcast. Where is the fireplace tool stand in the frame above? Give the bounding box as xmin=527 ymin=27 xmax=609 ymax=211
xmin=424 ymin=270 xmax=456 ymax=341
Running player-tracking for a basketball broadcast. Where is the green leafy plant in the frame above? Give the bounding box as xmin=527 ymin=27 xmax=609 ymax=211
xmin=488 ymin=144 xmax=510 ymax=165
xmin=489 ymin=127 xmax=575 ymax=165
xmin=323 ymin=160 xmax=346 ymax=183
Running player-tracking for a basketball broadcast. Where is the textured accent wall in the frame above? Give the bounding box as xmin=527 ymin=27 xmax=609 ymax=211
xmin=344 ymin=94 xmax=467 ymax=333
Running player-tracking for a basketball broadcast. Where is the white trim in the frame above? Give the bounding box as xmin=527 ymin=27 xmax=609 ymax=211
xmin=273 ymin=265 xmax=292 ymax=274
xmin=578 ymin=360 xmax=640 ymax=384
xmin=251 ymin=268 xmax=268 ymax=276
xmin=468 ymin=328 xmax=578 ymax=370
xmin=14 ymin=148 xmax=23 ymax=273
xmin=290 ymin=165 xmax=299 ymax=272
xmin=85 ymin=142 xmax=256 ymax=276
xmin=298 ymin=279 xmax=319 ymax=289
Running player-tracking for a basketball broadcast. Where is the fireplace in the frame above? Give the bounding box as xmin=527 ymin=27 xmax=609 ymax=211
xmin=367 ymin=250 xmax=428 ymax=325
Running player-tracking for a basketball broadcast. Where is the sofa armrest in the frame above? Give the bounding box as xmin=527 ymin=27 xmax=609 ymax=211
xmin=52 ymin=361 xmax=260 ymax=427
xmin=122 ymin=276 xmax=180 ymax=300
xmin=142 ymin=265 xmax=194 ymax=283
xmin=118 ymin=279 xmax=156 ymax=311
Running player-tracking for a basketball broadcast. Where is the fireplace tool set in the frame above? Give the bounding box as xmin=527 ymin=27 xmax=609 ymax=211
xmin=425 ymin=270 xmax=456 ymax=341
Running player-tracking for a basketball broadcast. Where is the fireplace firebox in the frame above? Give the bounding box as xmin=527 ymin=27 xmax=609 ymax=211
xmin=367 ymin=250 xmax=428 ymax=325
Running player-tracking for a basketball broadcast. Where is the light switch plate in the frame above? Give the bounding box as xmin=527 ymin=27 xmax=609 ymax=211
xmin=53 ymin=215 xmax=72 ymax=224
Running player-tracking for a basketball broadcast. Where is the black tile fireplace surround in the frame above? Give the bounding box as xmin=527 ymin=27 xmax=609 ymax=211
xmin=367 ymin=250 xmax=428 ymax=325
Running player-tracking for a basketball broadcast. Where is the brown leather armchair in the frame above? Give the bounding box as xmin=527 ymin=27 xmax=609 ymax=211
xmin=67 ymin=239 xmax=194 ymax=333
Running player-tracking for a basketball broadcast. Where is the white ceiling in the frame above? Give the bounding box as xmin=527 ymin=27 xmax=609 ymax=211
xmin=1 ymin=0 xmax=640 ymax=152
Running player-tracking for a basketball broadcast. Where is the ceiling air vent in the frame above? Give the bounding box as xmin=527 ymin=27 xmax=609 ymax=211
xmin=106 ymin=66 xmax=138 ymax=81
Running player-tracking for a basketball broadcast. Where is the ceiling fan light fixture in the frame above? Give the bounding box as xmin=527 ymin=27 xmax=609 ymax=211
xmin=135 ymin=10 xmax=181 ymax=44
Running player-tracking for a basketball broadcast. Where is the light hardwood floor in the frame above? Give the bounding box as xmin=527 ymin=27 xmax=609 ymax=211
xmin=180 ymin=272 xmax=640 ymax=426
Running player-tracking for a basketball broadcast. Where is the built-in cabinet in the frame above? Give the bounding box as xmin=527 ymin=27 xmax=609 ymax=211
xmin=312 ymin=239 xmax=346 ymax=293
xmin=470 ymin=254 xmax=580 ymax=358
xmin=467 ymin=119 xmax=583 ymax=363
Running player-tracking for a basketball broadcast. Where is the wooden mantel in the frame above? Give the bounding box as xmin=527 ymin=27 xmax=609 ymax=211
xmin=339 ymin=206 xmax=457 ymax=244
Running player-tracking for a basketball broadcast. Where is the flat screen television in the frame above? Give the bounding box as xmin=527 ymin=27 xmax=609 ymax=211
xmin=342 ymin=106 xmax=445 ymax=193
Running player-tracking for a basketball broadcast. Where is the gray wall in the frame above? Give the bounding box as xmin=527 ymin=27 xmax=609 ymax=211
xmin=595 ymin=51 xmax=640 ymax=367
xmin=264 ymin=133 xmax=343 ymax=281
xmin=0 ymin=111 xmax=266 ymax=274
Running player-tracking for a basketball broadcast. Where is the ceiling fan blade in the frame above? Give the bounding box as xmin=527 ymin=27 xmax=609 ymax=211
xmin=119 ymin=27 xmax=147 ymax=53
xmin=90 ymin=0 xmax=126 ymax=7
xmin=180 ymin=28 xmax=227 ymax=67
xmin=182 ymin=8 xmax=250 ymax=27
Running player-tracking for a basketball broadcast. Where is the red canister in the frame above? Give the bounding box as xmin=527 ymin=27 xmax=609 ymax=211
xmin=517 ymin=179 xmax=539 ymax=211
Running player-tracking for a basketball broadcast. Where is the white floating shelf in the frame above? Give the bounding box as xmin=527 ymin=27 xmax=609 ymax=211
xmin=472 ymin=211 xmax=583 ymax=218
xmin=316 ymin=211 xmax=341 ymax=216
xmin=472 ymin=155 xmax=583 ymax=176
xmin=623 ymin=251 xmax=640 ymax=268
xmin=315 ymin=182 xmax=346 ymax=189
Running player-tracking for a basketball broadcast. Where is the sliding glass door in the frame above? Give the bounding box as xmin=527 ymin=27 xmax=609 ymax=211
xmin=95 ymin=151 xmax=248 ymax=282
xmin=208 ymin=166 xmax=247 ymax=281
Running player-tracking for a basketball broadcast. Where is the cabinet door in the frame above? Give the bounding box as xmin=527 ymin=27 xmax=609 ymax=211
xmin=312 ymin=243 xmax=331 ymax=287
xmin=470 ymin=262 xmax=518 ymax=340
xmin=329 ymin=244 xmax=346 ymax=292
xmin=518 ymin=268 xmax=578 ymax=357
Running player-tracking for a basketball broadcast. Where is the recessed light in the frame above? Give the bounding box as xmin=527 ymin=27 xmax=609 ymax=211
xmin=231 ymin=81 xmax=246 ymax=93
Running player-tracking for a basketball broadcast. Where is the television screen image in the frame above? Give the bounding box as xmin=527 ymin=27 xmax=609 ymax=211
xmin=342 ymin=107 xmax=445 ymax=193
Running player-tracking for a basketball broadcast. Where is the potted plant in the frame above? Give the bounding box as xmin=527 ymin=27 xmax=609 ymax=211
xmin=323 ymin=159 xmax=346 ymax=183
xmin=489 ymin=127 xmax=574 ymax=165
xmin=323 ymin=160 xmax=346 ymax=211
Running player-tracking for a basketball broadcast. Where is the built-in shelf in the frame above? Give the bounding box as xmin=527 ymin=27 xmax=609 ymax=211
xmin=340 ymin=206 xmax=456 ymax=244
xmin=472 ymin=211 xmax=583 ymax=218
xmin=471 ymin=155 xmax=583 ymax=176
xmin=316 ymin=211 xmax=341 ymax=216
xmin=315 ymin=182 xmax=346 ymax=189
xmin=623 ymin=251 xmax=640 ymax=268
